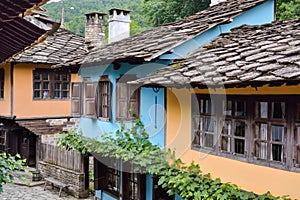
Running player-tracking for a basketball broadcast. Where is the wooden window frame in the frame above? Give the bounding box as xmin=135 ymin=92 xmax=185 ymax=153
xmin=33 ymin=69 xmax=70 ymax=100
xmin=253 ymin=100 xmax=287 ymax=164
xmin=122 ymin=171 xmax=146 ymax=200
xmin=191 ymin=94 xmax=298 ymax=172
xmin=192 ymin=94 xmax=217 ymax=150
xmin=220 ymin=99 xmax=248 ymax=157
xmin=0 ymin=68 xmax=4 ymax=99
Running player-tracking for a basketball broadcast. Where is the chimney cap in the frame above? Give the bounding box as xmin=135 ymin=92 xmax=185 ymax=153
xmin=85 ymin=12 xmax=107 ymax=16
xmin=109 ymin=8 xmax=131 ymax=14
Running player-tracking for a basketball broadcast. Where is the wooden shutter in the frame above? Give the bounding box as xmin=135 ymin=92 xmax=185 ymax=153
xmin=98 ymin=77 xmax=111 ymax=120
xmin=71 ymin=82 xmax=82 ymax=117
xmin=116 ymin=75 xmax=140 ymax=121
xmin=83 ymin=81 xmax=97 ymax=118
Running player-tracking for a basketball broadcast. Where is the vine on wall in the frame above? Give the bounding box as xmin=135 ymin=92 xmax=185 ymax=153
xmin=57 ymin=120 xmax=291 ymax=200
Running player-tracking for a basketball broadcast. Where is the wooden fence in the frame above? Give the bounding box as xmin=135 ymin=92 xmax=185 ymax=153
xmin=40 ymin=143 xmax=84 ymax=172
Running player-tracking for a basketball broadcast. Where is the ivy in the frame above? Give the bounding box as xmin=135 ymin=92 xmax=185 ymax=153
xmin=0 ymin=153 xmax=26 ymax=193
xmin=58 ymin=120 xmax=291 ymax=199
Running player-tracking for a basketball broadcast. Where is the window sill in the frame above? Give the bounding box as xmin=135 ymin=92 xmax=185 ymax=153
xmin=33 ymin=98 xmax=70 ymax=101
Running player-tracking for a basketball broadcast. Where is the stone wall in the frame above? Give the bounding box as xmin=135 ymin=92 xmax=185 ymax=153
xmin=38 ymin=161 xmax=89 ymax=198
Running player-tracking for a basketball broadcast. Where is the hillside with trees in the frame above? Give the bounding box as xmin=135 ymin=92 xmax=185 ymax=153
xmin=44 ymin=0 xmax=299 ymax=37
xmin=44 ymin=0 xmax=148 ymax=36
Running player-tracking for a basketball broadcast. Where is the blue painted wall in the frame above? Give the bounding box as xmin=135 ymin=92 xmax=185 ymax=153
xmin=159 ymin=0 xmax=275 ymax=59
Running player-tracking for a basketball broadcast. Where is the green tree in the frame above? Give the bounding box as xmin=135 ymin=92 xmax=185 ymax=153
xmin=143 ymin=0 xmax=210 ymax=27
xmin=0 ymin=153 xmax=26 ymax=192
xmin=276 ymin=0 xmax=300 ymax=20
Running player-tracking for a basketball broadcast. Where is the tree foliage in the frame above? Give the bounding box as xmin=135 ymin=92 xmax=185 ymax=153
xmin=276 ymin=0 xmax=300 ymax=20
xmin=44 ymin=0 xmax=149 ymax=36
xmin=142 ymin=0 xmax=210 ymax=27
xmin=0 ymin=153 xmax=26 ymax=193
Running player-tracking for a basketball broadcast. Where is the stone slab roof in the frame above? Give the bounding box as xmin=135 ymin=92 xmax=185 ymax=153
xmin=130 ymin=18 xmax=300 ymax=88
xmin=0 ymin=0 xmax=49 ymax=62
xmin=53 ymin=0 xmax=269 ymax=68
xmin=11 ymin=28 xmax=87 ymax=64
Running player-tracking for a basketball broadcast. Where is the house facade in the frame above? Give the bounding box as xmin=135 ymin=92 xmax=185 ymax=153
xmin=133 ymin=18 xmax=300 ymax=199
xmin=0 ymin=10 xmax=87 ymax=166
xmin=55 ymin=0 xmax=277 ymax=199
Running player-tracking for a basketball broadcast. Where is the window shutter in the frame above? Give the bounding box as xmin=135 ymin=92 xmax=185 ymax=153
xmin=116 ymin=75 xmax=140 ymax=121
xmin=83 ymin=81 xmax=97 ymax=118
xmin=71 ymin=82 xmax=82 ymax=117
xmin=98 ymin=77 xmax=111 ymax=120
xmin=129 ymin=85 xmax=140 ymax=118
xmin=116 ymin=82 xmax=130 ymax=120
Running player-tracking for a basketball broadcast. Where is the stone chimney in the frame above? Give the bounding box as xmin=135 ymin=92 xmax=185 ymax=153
xmin=210 ymin=0 xmax=227 ymax=6
xmin=108 ymin=8 xmax=131 ymax=44
xmin=85 ymin=12 xmax=106 ymax=48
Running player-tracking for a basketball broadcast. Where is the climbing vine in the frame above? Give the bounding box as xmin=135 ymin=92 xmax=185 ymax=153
xmin=0 ymin=153 xmax=26 ymax=193
xmin=58 ymin=120 xmax=291 ymax=199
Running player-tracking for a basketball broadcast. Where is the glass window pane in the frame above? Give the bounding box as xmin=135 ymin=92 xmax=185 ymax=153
xmin=259 ymin=123 xmax=268 ymax=140
xmin=235 ymin=101 xmax=246 ymax=117
xmin=205 ymin=134 xmax=214 ymax=148
xmin=271 ymin=144 xmax=283 ymax=161
xmin=34 ymin=82 xmax=40 ymax=89
xmin=55 ymin=83 xmax=60 ymax=90
xmin=234 ymin=139 xmax=245 ymax=154
xmin=259 ymin=142 xmax=267 ymax=159
xmin=206 ymin=100 xmax=213 ymax=114
xmin=43 ymin=82 xmax=49 ymax=90
xmin=205 ymin=118 xmax=215 ymax=132
xmin=235 ymin=121 xmax=246 ymax=137
xmin=33 ymin=72 xmax=40 ymax=80
xmin=222 ymin=120 xmax=231 ymax=135
xmin=62 ymin=91 xmax=68 ymax=98
xmin=43 ymin=91 xmax=49 ymax=98
xmin=34 ymin=91 xmax=40 ymax=98
xmin=62 ymin=74 xmax=68 ymax=81
xmin=271 ymin=125 xmax=284 ymax=142
xmin=221 ymin=136 xmax=230 ymax=152
xmin=224 ymin=100 xmax=232 ymax=116
xmin=272 ymin=102 xmax=285 ymax=119
xmin=62 ymin=83 xmax=68 ymax=90
xmin=55 ymin=91 xmax=60 ymax=98
xmin=297 ymin=127 xmax=300 ymax=144
xmin=42 ymin=73 xmax=49 ymax=80
xmin=200 ymin=99 xmax=204 ymax=113
xmin=259 ymin=102 xmax=268 ymax=118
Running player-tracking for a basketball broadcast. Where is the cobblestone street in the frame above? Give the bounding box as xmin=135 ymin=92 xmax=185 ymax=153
xmin=0 ymin=184 xmax=94 ymax=200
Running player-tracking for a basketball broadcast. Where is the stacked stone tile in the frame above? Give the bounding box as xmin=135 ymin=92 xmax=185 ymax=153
xmin=131 ymin=18 xmax=300 ymax=88
xmin=12 ymin=29 xmax=87 ymax=64
xmin=53 ymin=0 xmax=269 ymax=68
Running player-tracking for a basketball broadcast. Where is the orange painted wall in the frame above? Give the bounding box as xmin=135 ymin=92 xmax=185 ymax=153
xmin=13 ymin=63 xmax=78 ymax=118
xmin=166 ymin=86 xmax=300 ymax=199
xmin=0 ymin=63 xmax=11 ymax=116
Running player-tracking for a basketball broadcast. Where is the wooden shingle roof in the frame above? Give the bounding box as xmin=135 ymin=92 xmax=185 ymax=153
xmin=130 ymin=18 xmax=300 ymax=88
xmin=53 ymin=0 xmax=270 ymax=68
xmin=0 ymin=0 xmax=49 ymax=62
xmin=11 ymin=29 xmax=87 ymax=64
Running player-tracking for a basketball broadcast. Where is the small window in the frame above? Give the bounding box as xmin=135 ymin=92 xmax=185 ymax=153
xmin=234 ymin=121 xmax=246 ymax=155
xmin=33 ymin=69 xmax=70 ymax=99
xmin=0 ymin=69 xmax=4 ymax=99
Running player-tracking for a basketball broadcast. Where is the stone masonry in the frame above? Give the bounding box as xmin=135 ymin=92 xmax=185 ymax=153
xmin=38 ymin=161 xmax=89 ymax=198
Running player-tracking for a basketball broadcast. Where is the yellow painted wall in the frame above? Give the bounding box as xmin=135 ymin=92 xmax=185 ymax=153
xmin=13 ymin=63 xmax=78 ymax=118
xmin=166 ymin=86 xmax=300 ymax=199
xmin=0 ymin=63 xmax=11 ymax=116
